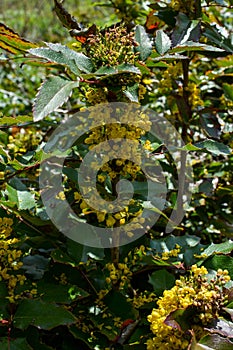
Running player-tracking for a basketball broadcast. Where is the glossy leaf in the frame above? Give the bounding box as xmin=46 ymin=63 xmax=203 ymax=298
xmin=123 ymin=83 xmax=139 ymax=102
xmin=200 ymin=113 xmax=221 ymax=139
xmin=103 ymin=290 xmax=138 ymax=320
xmin=37 ymin=281 xmax=89 ymax=304
xmin=204 ymin=255 xmax=233 ymax=279
xmin=171 ymin=13 xmax=191 ymax=47
xmin=171 ymin=41 xmax=224 ymax=54
xmin=196 ymin=334 xmax=233 ymax=349
xmin=203 ymin=23 xmax=233 ymax=53
xmin=33 ymin=76 xmax=79 ymax=121
xmin=22 ymin=255 xmax=50 ymax=279
xmin=134 ymin=25 xmax=152 ymax=61
xmin=5 ymin=184 xmax=36 ymax=210
xmin=202 ymin=241 xmax=233 ymax=256
xmin=155 ymin=30 xmax=171 ymax=55
xmin=14 ymin=299 xmax=77 ymax=330
xmin=29 ymin=44 xmax=93 ymax=74
xmin=148 ymin=269 xmax=175 ymax=296
xmin=194 ymin=139 xmax=231 ymax=155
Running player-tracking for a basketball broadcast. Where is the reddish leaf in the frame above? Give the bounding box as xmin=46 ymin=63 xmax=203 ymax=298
xmin=0 ymin=23 xmax=37 ymax=54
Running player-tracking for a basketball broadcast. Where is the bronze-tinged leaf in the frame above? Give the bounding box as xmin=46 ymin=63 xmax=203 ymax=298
xmin=0 ymin=23 xmax=38 ymax=54
xmin=54 ymin=0 xmax=81 ymax=30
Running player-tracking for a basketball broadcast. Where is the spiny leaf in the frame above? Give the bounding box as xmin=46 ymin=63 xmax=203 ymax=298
xmin=0 ymin=23 xmax=37 ymax=54
xmin=54 ymin=0 xmax=81 ymax=30
xmin=149 ymin=269 xmax=175 ymax=296
xmin=123 ymin=83 xmax=139 ymax=102
xmin=171 ymin=12 xmax=192 ymax=47
xmin=5 ymin=184 xmax=36 ymax=210
xmin=194 ymin=139 xmax=231 ymax=155
xmin=171 ymin=41 xmax=225 ymax=53
xmin=29 ymin=43 xmax=93 ymax=74
xmin=155 ymin=30 xmax=171 ymax=55
xmin=14 ymin=299 xmax=77 ymax=330
xmin=202 ymin=241 xmax=233 ymax=256
xmin=33 ymin=76 xmax=79 ymax=122
xmin=134 ymin=25 xmax=152 ymax=61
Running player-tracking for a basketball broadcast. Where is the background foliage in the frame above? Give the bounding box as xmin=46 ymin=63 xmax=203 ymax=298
xmin=0 ymin=0 xmax=233 ymax=349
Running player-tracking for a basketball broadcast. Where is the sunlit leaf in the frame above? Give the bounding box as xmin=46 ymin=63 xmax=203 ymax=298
xmin=29 ymin=44 xmax=93 ymax=74
xmin=33 ymin=76 xmax=79 ymax=121
xmin=194 ymin=139 xmax=231 ymax=155
xmin=134 ymin=25 xmax=152 ymax=61
xmin=0 ymin=23 xmax=37 ymax=54
xmin=155 ymin=30 xmax=171 ymax=55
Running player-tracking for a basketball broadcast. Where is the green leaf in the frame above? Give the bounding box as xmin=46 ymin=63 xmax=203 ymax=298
xmin=223 ymin=308 xmax=233 ymax=321
xmin=204 ymin=255 xmax=233 ymax=279
xmin=0 ymin=23 xmax=37 ymax=54
xmin=155 ymin=30 xmax=171 ymax=55
xmin=205 ymin=319 xmax=233 ymax=338
xmin=123 ymin=83 xmax=139 ymax=102
xmin=196 ymin=334 xmax=233 ymax=350
xmin=223 ymin=83 xmax=233 ymax=101
xmin=37 ymin=281 xmax=89 ymax=304
xmin=22 ymin=255 xmax=50 ymax=279
xmin=33 ymin=76 xmax=79 ymax=121
xmin=171 ymin=41 xmax=225 ymax=53
xmin=29 ymin=44 xmax=93 ymax=75
xmin=148 ymin=269 xmax=175 ymax=296
xmin=51 ymin=248 xmax=76 ymax=266
xmin=152 ymin=53 xmax=188 ymax=61
xmin=5 ymin=184 xmax=36 ymax=210
xmin=103 ymin=290 xmax=138 ymax=320
xmin=202 ymin=241 xmax=233 ymax=256
xmin=203 ymin=23 xmax=233 ymax=53
xmin=96 ymin=63 xmax=141 ymax=76
xmin=194 ymin=139 xmax=231 ymax=155
xmin=134 ymin=25 xmax=152 ymax=61
xmin=0 ymin=338 xmax=32 ymax=350
xmin=200 ymin=113 xmax=221 ymax=139
xmin=14 ymin=299 xmax=77 ymax=330
xmin=171 ymin=13 xmax=191 ymax=47
xmin=0 ymin=115 xmax=32 ymax=126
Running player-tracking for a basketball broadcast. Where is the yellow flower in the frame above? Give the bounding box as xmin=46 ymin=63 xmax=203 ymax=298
xmin=97 ymin=211 xmax=106 ymax=223
xmin=106 ymin=215 xmax=116 ymax=227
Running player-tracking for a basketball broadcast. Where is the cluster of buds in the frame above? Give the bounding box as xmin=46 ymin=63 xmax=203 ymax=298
xmin=86 ymin=25 xmax=138 ymax=69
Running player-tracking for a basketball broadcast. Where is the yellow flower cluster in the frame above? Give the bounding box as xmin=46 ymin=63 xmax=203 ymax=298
xmin=158 ymin=63 xmax=182 ymax=95
xmin=0 ymin=217 xmax=13 ymax=238
xmin=147 ymin=265 xmax=230 ymax=350
xmin=85 ymin=87 xmax=108 ymax=105
xmin=0 ymin=217 xmax=26 ymax=303
xmin=160 ymin=244 xmax=181 ymax=260
xmin=70 ymin=105 xmax=152 ymax=235
xmin=185 ymin=82 xmax=204 ymax=109
xmin=105 ymin=262 xmax=133 ymax=289
xmin=128 ymin=291 xmax=156 ymax=309
xmin=7 ymin=127 xmax=43 ymax=155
